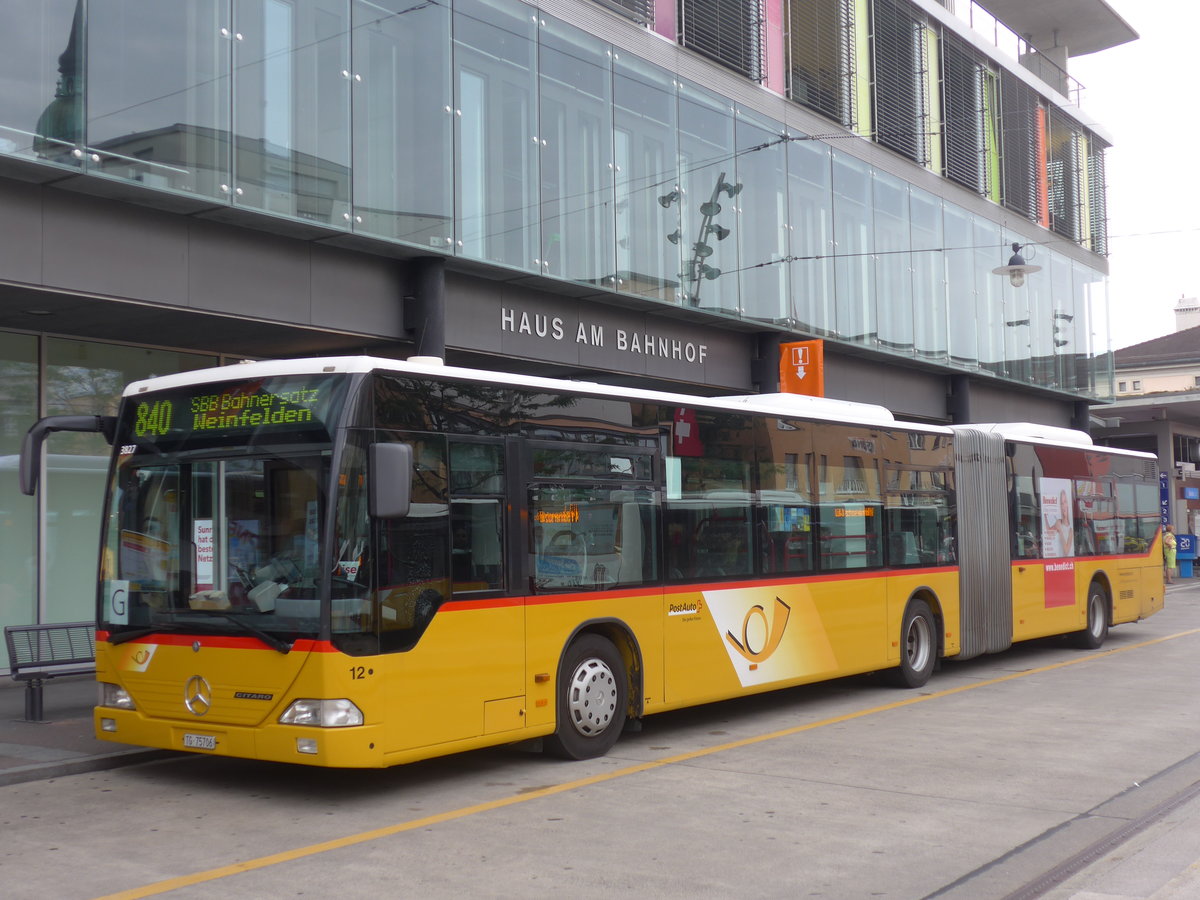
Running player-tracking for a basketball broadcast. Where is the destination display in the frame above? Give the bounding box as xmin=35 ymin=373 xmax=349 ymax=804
xmin=119 ymin=374 xmax=348 ymax=451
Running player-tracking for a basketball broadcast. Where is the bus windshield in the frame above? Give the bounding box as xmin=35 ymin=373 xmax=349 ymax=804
xmin=98 ymin=372 xmax=353 ymax=646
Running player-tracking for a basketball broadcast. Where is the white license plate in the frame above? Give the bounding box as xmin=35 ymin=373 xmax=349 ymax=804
xmin=183 ymin=733 xmax=216 ymax=750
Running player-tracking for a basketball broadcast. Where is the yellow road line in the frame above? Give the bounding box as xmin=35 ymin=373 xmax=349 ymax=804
xmin=97 ymin=627 xmax=1200 ymax=900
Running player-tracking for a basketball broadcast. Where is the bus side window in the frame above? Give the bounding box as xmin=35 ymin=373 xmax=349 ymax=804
xmin=761 ymin=503 xmax=814 ymax=575
xmin=1073 ymin=479 xmax=1112 ymax=557
xmin=816 ymin=449 xmax=883 ymax=571
xmin=665 ymin=452 xmax=753 ymax=581
xmin=692 ymin=498 xmax=752 ymax=578
xmin=449 ymin=441 xmax=505 ymax=595
xmin=1012 ymin=474 xmax=1040 ymax=559
xmin=883 ymin=468 xmax=952 ymax=567
xmin=375 ymin=436 xmax=450 ymax=652
xmin=530 ymin=484 xmax=659 ymax=592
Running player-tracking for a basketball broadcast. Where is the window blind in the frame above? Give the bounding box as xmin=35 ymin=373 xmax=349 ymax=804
xmin=787 ymin=0 xmax=856 ymax=128
xmin=999 ymin=69 xmax=1041 ymax=223
xmin=679 ymin=0 xmax=764 ymax=82
xmin=871 ymin=0 xmax=929 ymax=165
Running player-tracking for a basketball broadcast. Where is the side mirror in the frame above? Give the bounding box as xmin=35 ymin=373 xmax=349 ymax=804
xmin=20 ymin=415 xmax=118 ymax=496
xmin=369 ymin=443 xmax=412 ymax=519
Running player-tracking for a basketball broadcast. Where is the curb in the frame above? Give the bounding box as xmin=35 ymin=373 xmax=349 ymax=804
xmin=0 ymin=747 xmax=181 ymax=788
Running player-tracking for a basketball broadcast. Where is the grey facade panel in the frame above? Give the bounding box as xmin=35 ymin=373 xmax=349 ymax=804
xmin=969 ymin=380 xmax=1069 ymax=424
xmin=0 ymin=180 xmax=44 ymax=286
xmin=310 ymin=246 xmax=402 ymax=340
xmin=826 ymin=354 xmax=948 ymax=421
xmin=41 ymin=188 xmax=188 ymax=304
xmin=0 ymin=179 xmax=411 ymax=349
xmin=187 ymin=222 xmax=313 ymax=322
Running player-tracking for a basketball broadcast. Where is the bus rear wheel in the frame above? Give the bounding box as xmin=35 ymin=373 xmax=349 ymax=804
xmin=888 ymin=599 xmax=937 ymax=688
xmin=545 ymin=634 xmax=628 ymax=760
xmin=1074 ymin=583 xmax=1109 ymax=650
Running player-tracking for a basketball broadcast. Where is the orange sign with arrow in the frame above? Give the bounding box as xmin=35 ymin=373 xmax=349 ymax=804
xmin=779 ymin=340 xmax=825 ymax=397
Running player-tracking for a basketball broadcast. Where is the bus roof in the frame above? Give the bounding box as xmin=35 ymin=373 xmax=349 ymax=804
xmin=123 ymin=355 xmax=944 ymax=434
xmin=953 ymin=422 xmax=1157 ymax=460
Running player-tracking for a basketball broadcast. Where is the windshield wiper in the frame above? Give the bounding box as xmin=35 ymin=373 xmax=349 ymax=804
xmin=183 ymin=611 xmax=294 ymax=654
xmin=108 ymin=616 xmax=292 ymax=653
xmin=108 ymin=623 xmax=185 ymax=645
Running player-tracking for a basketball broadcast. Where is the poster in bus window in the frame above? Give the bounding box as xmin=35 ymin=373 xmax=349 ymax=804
xmin=194 ymin=519 xmax=214 ymax=590
xmin=1041 ymin=477 xmax=1074 ymax=558
xmin=119 ymin=530 xmax=171 ymax=589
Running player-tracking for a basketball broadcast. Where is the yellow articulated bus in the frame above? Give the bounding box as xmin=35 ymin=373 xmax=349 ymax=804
xmin=19 ymin=357 xmax=1163 ymax=767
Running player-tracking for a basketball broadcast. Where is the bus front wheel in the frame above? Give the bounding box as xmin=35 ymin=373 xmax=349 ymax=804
xmin=1074 ymin=583 xmax=1109 ymax=650
xmin=888 ymin=599 xmax=937 ymax=688
xmin=545 ymin=634 xmax=628 ymax=760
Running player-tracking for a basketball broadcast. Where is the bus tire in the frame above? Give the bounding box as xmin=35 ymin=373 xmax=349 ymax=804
xmin=1074 ymin=583 xmax=1109 ymax=650
xmin=545 ymin=634 xmax=628 ymax=760
xmin=888 ymin=599 xmax=937 ymax=688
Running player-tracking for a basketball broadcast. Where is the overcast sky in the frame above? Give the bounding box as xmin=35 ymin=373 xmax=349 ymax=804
xmin=1069 ymin=1 xmax=1199 ymax=350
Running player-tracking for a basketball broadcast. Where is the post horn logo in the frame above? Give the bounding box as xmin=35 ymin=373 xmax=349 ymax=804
xmin=725 ymin=597 xmax=792 ymax=663
xmin=184 ymin=675 xmax=212 ymax=717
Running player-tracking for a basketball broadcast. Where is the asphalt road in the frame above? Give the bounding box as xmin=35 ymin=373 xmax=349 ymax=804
xmin=4 ymin=584 xmax=1200 ymax=900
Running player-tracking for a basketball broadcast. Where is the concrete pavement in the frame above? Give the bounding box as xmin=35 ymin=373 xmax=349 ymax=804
xmin=3 ymin=581 xmax=1200 ymax=899
xmin=0 ymin=671 xmax=174 ymax=788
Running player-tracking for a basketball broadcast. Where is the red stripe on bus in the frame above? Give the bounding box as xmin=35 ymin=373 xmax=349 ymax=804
xmin=95 ymin=632 xmax=337 ymax=653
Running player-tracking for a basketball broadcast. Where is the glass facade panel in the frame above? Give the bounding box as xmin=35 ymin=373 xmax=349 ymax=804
xmin=677 ymin=80 xmax=738 ymax=313
xmin=973 ymin=217 xmax=1002 ymax=375
xmin=0 ymin=333 xmax=38 ymax=670
xmin=787 ymin=136 xmax=834 ymax=335
xmin=538 ymin=16 xmax=614 ymax=286
xmin=0 ymin=1 xmax=1115 ymax=400
xmin=232 ymin=0 xmax=351 ymax=226
xmin=454 ymin=0 xmax=539 ymax=270
xmin=1074 ymin=261 xmax=1105 ymax=398
xmin=736 ymin=108 xmax=788 ymax=324
xmin=1049 ymin=251 xmax=1074 ymax=390
xmin=43 ymin=340 xmax=217 ymax=625
xmin=832 ymin=150 xmax=875 ymax=344
xmin=352 ymin=0 xmax=452 ymax=247
xmin=613 ymin=55 xmax=679 ymax=303
xmin=0 ymin=0 xmax=83 ymax=167
xmin=910 ymin=186 xmax=946 ymax=360
xmin=944 ymin=202 xmax=977 ymax=367
xmin=873 ymin=170 xmax=912 ymax=353
xmin=1000 ymin=230 xmax=1033 ymax=382
xmin=1025 ymin=247 xmax=1052 ymax=387
xmin=87 ymin=1 xmax=231 ymax=199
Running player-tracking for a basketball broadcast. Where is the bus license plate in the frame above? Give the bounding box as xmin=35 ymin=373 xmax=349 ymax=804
xmin=183 ymin=733 xmax=216 ymax=751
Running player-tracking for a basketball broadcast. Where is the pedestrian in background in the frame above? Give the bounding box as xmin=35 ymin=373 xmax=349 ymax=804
xmin=1164 ymin=524 xmax=1178 ymax=584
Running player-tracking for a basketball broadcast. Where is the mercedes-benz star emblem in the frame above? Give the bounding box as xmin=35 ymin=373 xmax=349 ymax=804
xmin=184 ymin=675 xmax=212 ymax=716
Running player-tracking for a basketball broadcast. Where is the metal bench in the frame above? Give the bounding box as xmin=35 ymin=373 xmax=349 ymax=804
xmin=4 ymin=622 xmax=96 ymax=722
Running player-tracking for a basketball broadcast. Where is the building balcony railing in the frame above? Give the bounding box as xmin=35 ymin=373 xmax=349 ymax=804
xmin=947 ymin=0 xmax=1086 ymax=106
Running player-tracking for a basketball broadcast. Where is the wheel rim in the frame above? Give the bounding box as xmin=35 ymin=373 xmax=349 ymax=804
xmin=566 ymin=657 xmax=618 ymax=737
xmin=1089 ymin=594 xmax=1105 ymax=638
xmin=905 ymin=614 xmax=932 ymax=673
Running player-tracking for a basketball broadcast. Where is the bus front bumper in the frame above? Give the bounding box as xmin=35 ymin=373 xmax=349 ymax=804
xmin=94 ymin=708 xmax=387 ymax=768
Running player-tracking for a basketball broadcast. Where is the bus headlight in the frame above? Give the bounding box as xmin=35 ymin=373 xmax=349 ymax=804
xmin=278 ymin=699 xmax=364 ymax=727
xmin=98 ymin=682 xmax=136 ymax=710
